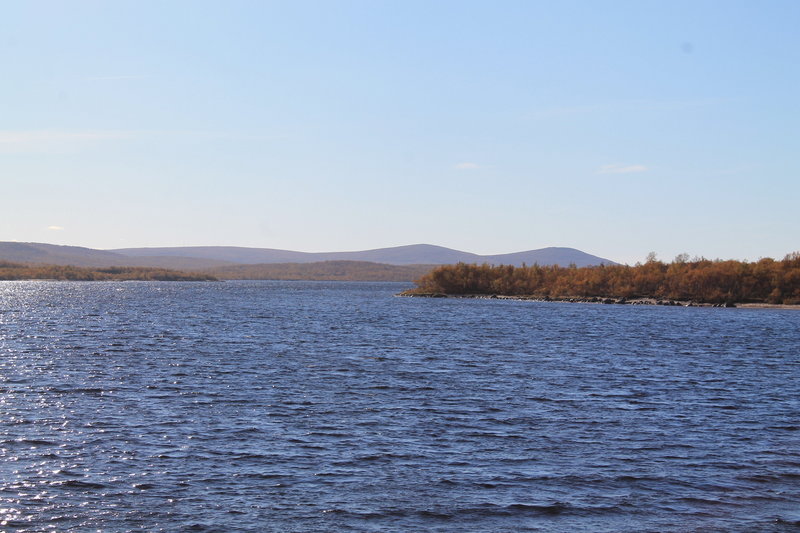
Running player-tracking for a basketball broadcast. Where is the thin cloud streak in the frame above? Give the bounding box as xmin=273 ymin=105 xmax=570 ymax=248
xmin=528 ymin=97 xmax=736 ymax=120
xmin=0 ymin=130 xmax=134 ymax=154
xmin=0 ymin=129 xmax=284 ymax=153
xmin=0 ymin=130 xmax=133 ymax=144
xmin=47 ymin=226 xmax=65 ymax=231
xmin=598 ymin=164 xmax=648 ymax=174
xmin=455 ymin=162 xmax=479 ymax=170
xmin=85 ymin=75 xmax=148 ymax=81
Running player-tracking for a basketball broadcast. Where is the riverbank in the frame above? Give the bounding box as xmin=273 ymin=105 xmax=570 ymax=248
xmin=402 ymin=257 xmax=800 ymax=306
xmin=0 ymin=261 xmax=218 ymax=281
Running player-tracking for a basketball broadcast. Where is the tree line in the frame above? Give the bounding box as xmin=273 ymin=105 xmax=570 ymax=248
xmin=403 ymin=253 xmax=800 ymax=305
xmin=204 ymin=261 xmax=432 ymax=281
xmin=0 ymin=261 xmax=217 ymax=281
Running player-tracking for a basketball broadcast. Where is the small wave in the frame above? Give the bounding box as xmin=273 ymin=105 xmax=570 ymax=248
xmin=322 ymin=502 xmax=572 ymax=521
xmin=306 ymin=431 xmax=350 ymax=438
xmin=0 ymin=520 xmax=29 ymax=528
xmin=774 ymin=515 xmax=800 ymax=526
xmin=416 ymin=509 xmax=453 ymax=519
xmin=14 ymin=438 xmax=57 ymax=446
xmin=53 ymin=479 xmax=107 ymax=489
xmin=182 ymin=522 xmax=219 ymax=532
xmin=237 ymin=473 xmax=284 ymax=479
xmin=613 ymin=474 xmax=667 ymax=483
xmin=456 ymin=426 xmax=528 ymax=438
xmin=52 ymin=469 xmax=83 ymax=477
xmin=504 ymin=502 xmax=568 ymax=515
xmin=353 ymin=452 xmax=421 ymax=462
xmin=739 ymin=472 xmax=800 ymax=483
xmin=228 ymin=452 xmax=272 ymax=460
xmin=414 ymin=503 xmax=569 ymax=518
xmin=229 ymin=427 xmax=262 ymax=435
xmin=678 ymin=496 xmax=731 ymax=506
xmin=47 ymin=387 xmax=106 ymax=395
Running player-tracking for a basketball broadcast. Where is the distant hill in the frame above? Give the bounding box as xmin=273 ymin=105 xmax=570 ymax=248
xmin=0 ymin=242 xmax=617 ymax=279
xmin=0 ymin=242 xmax=234 ymax=269
xmin=110 ymin=243 xmax=480 ymax=265
xmin=481 ymin=247 xmax=617 ymax=268
xmin=113 ymin=243 xmax=616 ymax=267
xmin=0 ymin=242 xmax=131 ymax=267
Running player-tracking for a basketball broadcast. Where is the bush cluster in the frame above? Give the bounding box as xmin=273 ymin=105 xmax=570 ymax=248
xmin=407 ymin=253 xmax=800 ymax=305
xmin=0 ymin=262 xmax=217 ymax=282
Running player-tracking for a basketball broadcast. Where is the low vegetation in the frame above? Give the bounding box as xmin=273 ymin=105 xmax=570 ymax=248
xmin=0 ymin=261 xmax=218 ymax=281
xmin=204 ymin=261 xmax=433 ymax=281
xmin=402 ymin=253 xmax=800 ymax=305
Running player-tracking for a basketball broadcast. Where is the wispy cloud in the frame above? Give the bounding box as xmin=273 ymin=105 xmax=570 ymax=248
xmin=0 ymin=129 xmax=286 ymax=153
xmin=0 ymin=129 xmax=134 ymax=153
xmin=0 ymin=130 xmax=132 ymax=144
xmin=85 ymin=75 xmax=147 ymax=81
xmin=598 ymin=164 xmax=648 ymax=174
xmin=47 ymin=226 xmax=64 ymax=231
xmin=455 ymin=162 xmax=479 ymax=170
xmin=528 ymin=104 xmax=605 ymax=119
xmin=528 ymin=98 xmax=736 ymax=120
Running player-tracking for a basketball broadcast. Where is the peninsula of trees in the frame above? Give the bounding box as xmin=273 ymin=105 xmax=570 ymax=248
xmin=0 ymin=261 xmax=218 ymax=281
xmin=401 ymin=253 xmax=800 ymax=305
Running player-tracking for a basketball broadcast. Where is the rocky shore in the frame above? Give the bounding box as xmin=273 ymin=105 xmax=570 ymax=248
xmin=397 ymin=293 xmax=791 ymax=308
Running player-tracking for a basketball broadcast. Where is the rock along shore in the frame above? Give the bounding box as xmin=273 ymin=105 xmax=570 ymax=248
xmin=398 ymin=293 xmax=744 ymax=308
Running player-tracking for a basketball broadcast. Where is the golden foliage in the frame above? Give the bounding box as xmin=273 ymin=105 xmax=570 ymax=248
xmin=204 ymin=261 xmax=433 ymax=281
xmin=0 ymin=261 xmax=217 ymax=281
xmin=405 ymin=253 xmax=800 ymax=305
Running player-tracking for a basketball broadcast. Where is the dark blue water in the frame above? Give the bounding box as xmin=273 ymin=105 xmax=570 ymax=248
xmin=1 ymin=281 xmax=799 ymax=532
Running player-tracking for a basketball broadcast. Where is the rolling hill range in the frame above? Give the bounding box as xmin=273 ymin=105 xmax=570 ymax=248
xmin=0 ymin=242 xmax=617 ymax=280
xmin=0 ymin=242 xmax=233 ymax=269
xmin=111 ymin=243 xmax=616 ymax=267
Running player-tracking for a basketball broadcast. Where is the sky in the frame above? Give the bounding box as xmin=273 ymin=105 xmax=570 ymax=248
xmin=1 ymin=0 xmax=798 ymax=264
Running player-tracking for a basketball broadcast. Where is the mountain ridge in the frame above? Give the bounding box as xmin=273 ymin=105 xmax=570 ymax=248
xmin=112 ymin=243 xmax=617 ymax=267
xmin=0 ymin=241 xmax=617 ymax=270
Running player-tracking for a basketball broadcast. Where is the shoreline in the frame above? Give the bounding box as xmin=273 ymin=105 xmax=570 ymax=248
xmin=398 ymin=293 xmax=800 ymax=309
xmin=0 ymin=277 xmax=218 ymax=282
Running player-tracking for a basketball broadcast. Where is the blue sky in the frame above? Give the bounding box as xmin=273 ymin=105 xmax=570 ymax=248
xmin=1 ymin=0 xmax=798 ymax=264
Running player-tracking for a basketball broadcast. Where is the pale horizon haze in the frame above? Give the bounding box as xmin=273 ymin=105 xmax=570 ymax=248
xmin=2 ymin=1 xmax=798 ymax=265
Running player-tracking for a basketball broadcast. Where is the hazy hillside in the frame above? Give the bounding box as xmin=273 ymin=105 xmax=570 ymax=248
xmin=113 ymin=244 xmax=616 ymax=267
xmin=0 ymin=242 xmax=235 ymax=269
xmin=483 ymin=247 xmax=617 ymax=268
xmin=0 ymin=242 xmax=132 ymax=267
xmin=0 ymin=242 xmax=617 ymax=276
xmin=112 ymin=246 xmax=313 ymax=264
xmin=111 ymin=243 xmax=479 ymax=265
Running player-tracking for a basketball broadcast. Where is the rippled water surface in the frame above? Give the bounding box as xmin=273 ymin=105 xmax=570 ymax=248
xmin=1 ymin=280 xmax=799 ymax=532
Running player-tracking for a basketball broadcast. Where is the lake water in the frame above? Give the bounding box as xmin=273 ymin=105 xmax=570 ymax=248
xmin=1 ymin=280 xmax=799 ymax=532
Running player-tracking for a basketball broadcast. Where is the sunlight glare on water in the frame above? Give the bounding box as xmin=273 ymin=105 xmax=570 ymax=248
xmin=0 ymin=281 xmax=799 ymax=532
